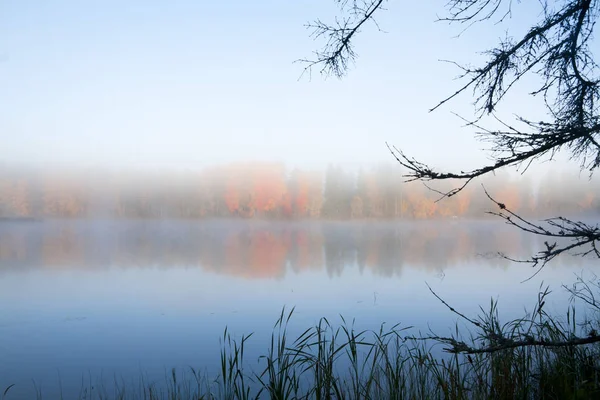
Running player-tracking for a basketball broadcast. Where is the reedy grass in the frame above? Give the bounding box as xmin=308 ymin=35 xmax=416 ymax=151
xmin=1 ymin=384 xmax=14 ymax=400
xmin=3 ymin=302 xmax=600 ymax=399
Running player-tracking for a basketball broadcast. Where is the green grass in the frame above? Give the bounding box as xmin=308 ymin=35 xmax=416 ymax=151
xmin=3 ymin=301 xmax=600 ymax=400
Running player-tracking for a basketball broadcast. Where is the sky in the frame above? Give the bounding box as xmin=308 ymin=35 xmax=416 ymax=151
xmin=0 ymin=0 xmax=583 ymax=175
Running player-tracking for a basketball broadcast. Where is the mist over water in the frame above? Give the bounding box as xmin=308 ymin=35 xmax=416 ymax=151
xmin=0 ymin=219 xmax=592 ymax=398
xmin=0 ymin=219 xmax=587 ymax=275
xmin=1 ymin=0 xmax=599 ymax=397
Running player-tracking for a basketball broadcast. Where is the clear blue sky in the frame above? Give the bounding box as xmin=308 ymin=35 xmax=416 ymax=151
xmin=0 ymin=0 xmax=570 ymax=174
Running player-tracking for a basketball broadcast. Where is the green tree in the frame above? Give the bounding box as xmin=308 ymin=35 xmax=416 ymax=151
xmin=322 ymin=164 xmax=353 ymax=218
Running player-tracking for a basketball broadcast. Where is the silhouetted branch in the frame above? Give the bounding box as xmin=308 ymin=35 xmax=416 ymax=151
xmin=308 ymin=0 xmax=600 ymax=356
xmin=309 ymin=0 xmax=600 ymax=316
xmin=402 ymin=0 xmax=599 ymax=199
xmin=564 ymin=272 xmax=600 ymax=311
xmin=480 ymin=186 xmax=600 ymax=277
xmin=386 ymin=116 xmax=600 ymax=203
xmin=439 ymin=0 xmax=513 ymax=24
xmin=426 ymin=283 xmax=483 ymax=328
xmin=298 ymin=0 xmax=386 ymax=78
xmin=434 ymin=332 xmax=600 ymax=354
xmin=419 ymin=283 xmax=600 ymax=354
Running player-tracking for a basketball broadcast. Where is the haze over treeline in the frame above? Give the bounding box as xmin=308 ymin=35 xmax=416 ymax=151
xmin=0 ymin=162 xmax=598 ymax=220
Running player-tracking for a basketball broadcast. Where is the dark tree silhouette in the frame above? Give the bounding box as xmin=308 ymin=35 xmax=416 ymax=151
xmin=302 ymin=0 xmax=600 ymax=275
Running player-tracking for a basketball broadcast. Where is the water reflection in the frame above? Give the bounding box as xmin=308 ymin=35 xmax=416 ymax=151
xmin=0 ymin=219 xmax=578 ymax=277
xmin=0 ymin=220 xmax=592 ymax=399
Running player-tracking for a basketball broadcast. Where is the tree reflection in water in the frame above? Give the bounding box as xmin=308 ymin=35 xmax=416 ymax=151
xmin=0 ymin=220 xmax=577 ymax=278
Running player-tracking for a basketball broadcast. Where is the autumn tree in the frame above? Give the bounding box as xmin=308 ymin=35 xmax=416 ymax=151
xmin=304 ymin=170 xmax=325 ymax=218
xmin=378 ymin=164 xmax=405 ymax=218
xmin=258 ymin=163 xmax=288 ymax=216
xmin=11 ymin=179 xmax=30 ymax=217
xmin=322 ymin=164 xmax=354 ymax=218
xmin=358 ymin=168 xmax=382 ymax=217
xmin=288 ymin=168 xmax=312 ymax=217
xmin=1 ymin=163 xmax=598 ymax=221
xmin=224 ymin=166 xmax=242 ymax=215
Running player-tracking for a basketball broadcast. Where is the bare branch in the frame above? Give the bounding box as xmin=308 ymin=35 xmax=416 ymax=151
xmin=419 ymin=282 xmax=600 ymax=354
xmin=426 ymin=283 xmax=482 ymax=329
xmin=438 ymin=332 xmax=600 ymax=354
xmin=298 ymin=0 xmax=387 ymax=78
xmin=309 ymin=0 xmax=600 ymax=285
xmin=481 ymin=186 xmax=600 ymax=277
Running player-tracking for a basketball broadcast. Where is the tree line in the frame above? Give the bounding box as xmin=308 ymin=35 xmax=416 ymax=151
xmin=0 ymin=162 xmax=598 ymax=220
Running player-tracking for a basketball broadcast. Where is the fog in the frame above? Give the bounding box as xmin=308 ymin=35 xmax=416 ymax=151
xmin=0 ymin=163 xmax=598 ymax=220
xmin=0 ymin=219 xmax=592 ymax=277
xmin=0 ymin=0 xmax=571 ymax=173
xmin=1 ymin=219 xmax=592 ymax=398
xmin=1 ymin=0 xmax=598 ymax=398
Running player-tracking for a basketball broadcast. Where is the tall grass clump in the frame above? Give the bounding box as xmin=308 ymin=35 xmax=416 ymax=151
xmin=211 ymin=295 xmax=600 ymax=399
xmin=3 ymin=284 xmax=600 ymax=399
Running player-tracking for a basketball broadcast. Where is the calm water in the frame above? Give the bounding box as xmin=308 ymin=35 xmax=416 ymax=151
xmin=0 ymin=220 xmax=592 ymax=398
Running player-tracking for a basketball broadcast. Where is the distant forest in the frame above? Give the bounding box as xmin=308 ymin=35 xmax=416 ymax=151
xmin=0 ymin=162 xmax=598 ymax=220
